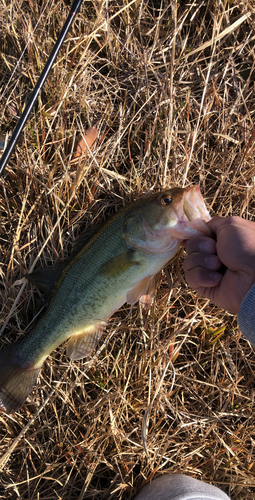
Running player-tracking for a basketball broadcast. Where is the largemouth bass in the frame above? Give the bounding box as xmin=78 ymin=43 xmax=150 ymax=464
xmin=0 ymin=186 xmax=210 ymax=414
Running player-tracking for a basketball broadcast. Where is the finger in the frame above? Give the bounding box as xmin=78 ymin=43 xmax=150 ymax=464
xmin=183 ymin=252 xmax=222 ymax=272
xmin=206 ymin=216 xmax=225 ymax=234
xmin=185 ymin=267 xmax=222 ymax=290
xmin=185 ymin=236 xmax=217 ymax=255
xmin=207 ymin=215 xmax=254 ymax=234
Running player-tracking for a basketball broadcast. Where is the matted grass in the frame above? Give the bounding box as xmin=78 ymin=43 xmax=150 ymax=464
xmin=0 ymin=0 xmax=255 ymax=498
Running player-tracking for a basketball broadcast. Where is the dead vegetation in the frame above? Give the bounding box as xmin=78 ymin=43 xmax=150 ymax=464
xmin=0 ymin=0 xmax=255 ymax=498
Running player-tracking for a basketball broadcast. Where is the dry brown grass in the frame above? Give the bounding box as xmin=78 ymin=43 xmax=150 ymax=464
xmin=1 ymin=0 xmax=255 ymax=498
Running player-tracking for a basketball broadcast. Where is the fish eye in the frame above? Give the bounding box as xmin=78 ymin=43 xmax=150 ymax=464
xmin=160 ymin=195 xmax=172 ymax=206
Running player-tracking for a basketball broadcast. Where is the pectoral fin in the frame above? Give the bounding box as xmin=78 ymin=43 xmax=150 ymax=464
xmin=66 ymin=324 xmax=105 ymax=360
xmin=26 ymin=262 xmax=66 ymax=295
xmin=101 ymin=250 xmax=139 ymax=278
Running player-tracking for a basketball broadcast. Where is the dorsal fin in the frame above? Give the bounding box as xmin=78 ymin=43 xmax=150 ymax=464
xmin=26 ymin=261 xmax=66 ymax=295
xmin=26 ymin=225 xmax=101 ymax=295
xmin=26 ymin=224 xmax=101 ymax=296
xmin=71 ymin=224 xmax=101 ymax=256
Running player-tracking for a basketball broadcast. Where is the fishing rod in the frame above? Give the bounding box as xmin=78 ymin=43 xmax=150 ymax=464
xmin=0 ymin=0 xmax=84 ymax=177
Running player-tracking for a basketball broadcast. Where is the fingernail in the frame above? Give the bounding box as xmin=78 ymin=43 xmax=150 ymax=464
xmin=199 ymin=240 xmax=213 ymax=253
xmin=209 ymin=271 xmax=222 ymax=282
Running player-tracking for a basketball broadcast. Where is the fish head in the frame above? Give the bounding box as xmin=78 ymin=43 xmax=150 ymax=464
xmin=123 ymin=186 xmax=211 ymax=254
xmin=144 ymin=185 xmax=211 ymax=233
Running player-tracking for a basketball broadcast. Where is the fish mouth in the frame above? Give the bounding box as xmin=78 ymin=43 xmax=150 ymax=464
xmin=161 ymin=185 xmax=212 ymax=241
xmin=183 ymin=185 xmax=211 ymax=222
xmin=140 ymin=186 xmax=211 ymax=254
xmin=173 ymin=185 xmax=211 ymax=237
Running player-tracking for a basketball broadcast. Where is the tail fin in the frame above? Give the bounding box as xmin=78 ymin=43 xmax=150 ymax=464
xmin=0 ymin=345 xmax=40 ymax=414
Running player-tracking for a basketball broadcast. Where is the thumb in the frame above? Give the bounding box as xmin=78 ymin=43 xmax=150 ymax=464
xmin=207 ymin=215 xmax=254 ymax=235
xmin=206 ymin=216 xmax=225 ymax=235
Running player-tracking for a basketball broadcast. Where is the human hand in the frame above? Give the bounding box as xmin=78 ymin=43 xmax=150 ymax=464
xmin=183 ymin=216 xmax=255 ymax=314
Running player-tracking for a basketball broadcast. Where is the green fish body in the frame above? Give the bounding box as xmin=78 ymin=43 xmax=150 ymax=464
xmin=0 ymin=186 xmax=211 ymax=413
